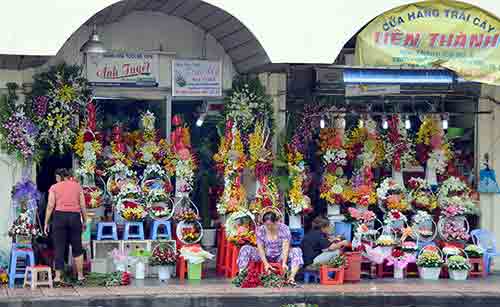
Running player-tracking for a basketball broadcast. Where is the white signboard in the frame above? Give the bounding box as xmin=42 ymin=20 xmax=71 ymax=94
xmin=87 ymin=52 xmax=159 ymax=87
xmin=172 ymin=60 xmax=222 ymax=97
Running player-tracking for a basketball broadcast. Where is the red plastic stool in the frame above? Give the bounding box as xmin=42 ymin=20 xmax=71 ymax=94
xmin=320 ymin=266 xmax=344 ymax=285
xmin=226 ymin=243 xmax=240 ymax=278
xmin=469 ymin=258 xmax=487 ymax=278
xmin=377 ymin=260 xmax=394 ymax=278
xmin=344 ymin=252 xmax=361 ymax=282
xmin=361 ymin=257 xmax=376 ymax=279
xmin=216 ymin=226 xmax=228 ymax=276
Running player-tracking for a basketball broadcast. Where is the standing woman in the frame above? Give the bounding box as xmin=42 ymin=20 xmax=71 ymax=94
xmin=237 ymin=211 xmax=303 ymax=284
xmin=44 ymin=168 xmax=87 ymax=282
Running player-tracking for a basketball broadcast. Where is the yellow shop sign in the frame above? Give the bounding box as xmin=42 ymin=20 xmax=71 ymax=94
xmin=355 ymin=0 xmax=500 ymax=85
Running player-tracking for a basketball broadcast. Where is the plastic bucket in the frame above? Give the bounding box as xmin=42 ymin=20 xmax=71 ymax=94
xmin=188 ymin=263 xmax=202 ymax=280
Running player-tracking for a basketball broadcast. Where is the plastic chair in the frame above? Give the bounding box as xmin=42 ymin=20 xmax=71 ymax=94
xmin=151 ymin=220 xmax=172 ymax=240
xmin=334 ymin=222 xmax=352 ymax=242
xmin=9 ymin=247 xmax=35 ymax=288
xmin=290 ymin=228 xmax=305 ymax=247
xmin=123 ymin=222 xmax=145 ymax=240
xmin=471 ymin=229 xmax=500 ymax=274
xmin=96 ymin=222 xmax=118 ymax=240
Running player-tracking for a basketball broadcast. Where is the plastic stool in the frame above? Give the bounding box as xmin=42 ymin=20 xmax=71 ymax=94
xmin=320 ymin=266 xmax=344 ymax=285
xmin=23 ymin=265 xmax=53 ymax=289
xmin=9 ymin=247 xmax=35 ymax=288
xmin=151 ymin=220 xmax=172 ymax=240
xmin=469 ymin=258 xmax=487 ymax=278
xmin=123 ymin=222 xmax=145 ymax=240
xmin=303 ymin=270 xmax=320 ymax=283
xmin=97 ymin=222 xmax=118 ymax=240
xmin=290 ymin=228 xmax=305 ymax=247
xmin=216 ymin=227 xmax=228 ymax=276
xmin=226 ymin=243 xmax=240 ymax=278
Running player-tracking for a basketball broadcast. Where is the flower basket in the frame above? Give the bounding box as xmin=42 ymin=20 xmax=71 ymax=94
xmin=419 ymin=267 xmax=441 ymax=280
xmin=120 ymin=199 xmax=147 ymax=222
xmin=148 ymin=198 xmax=174 ymax=221
xmin=437 ymin=216 xmax=470 ymax=243
xmin=176 ymin=221 xmax=203 ymax=244
xmin=449 ymin=270 xmax=468 ymax=281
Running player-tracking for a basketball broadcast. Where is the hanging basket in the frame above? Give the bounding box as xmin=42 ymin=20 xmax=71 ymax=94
xmin=176 ymin=220 xmax=203 ymax=245
xmin=148 ymin=198 xmax=174 ymax=221
xmin=437 ymin=216 xmax=470 ymax=243
xmin=173 ymin=196 xmax=199 ymax=218
xmin=411 ymin=214 xmax=437 ymax=243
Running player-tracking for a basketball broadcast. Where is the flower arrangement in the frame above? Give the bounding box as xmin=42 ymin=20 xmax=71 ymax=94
xmin=438 ymin=177 xmax=476 ymax=215
xmin=31 ymin=64 xmax=91 ymax=154
xmin=345 ymin=117 xmax=385 ymax=172
xmin=179 ymin=245 xmax=214 ymax=264
xmin=416 ymin=115 xmax=453 ymax=175
xmin=401 ymin=241 xmax=418 ymax=253
xmin=384 ymin=115 xmax=416 ymax=171
xmin=228 ymin=228 xmax=256 ymax=248
xmin=407 ymin=178 xmax=438 ymax=212
xmin=120 ymin=200 xmax=146 ymax=221
xmin=439 ymin=218 xmax=470 ymax=242
xmin=412 ymin=211 xmax=436 ymax=238
xmin=286 ymin=145 xmax=310 ymax=215
xmin=387 ymin=248 xmax=415 ymax=270
xmin=83 ymin=186 xmax=103 ymax=209
xmin=11 ymin=178 xmax=40 ymax=211
xmin=150 ymin=243 xmax=177 ymax=266
xmin=376 ymin=234 xmax=395 ymax=246
xmin=345 ymin=207 xmax=376 ymax=224
xmin=247 ymin=121 xmax=273 ymax=178
xmin=251 ymin=178 xmax=282 ymax=215
xmin=320 ymin=174 xmax=349 ymax=205
xmin=224 ymin=78 xmax=274 ymax=135
xmin=464 ymin=245 xmax=484 ymax=258
xmin=377 ymin=178 xmax=409 ymax=211
xmin=447 ymin=255 xmax=471 ymax=271
xmin=181 ymin=225 xmax=201 ymax=244
xmin=384 ymin=210 xmax=407 ymax=224
xmin=416 ymin=250 xmax=444 ymax=268
xmin=8 ymin=212 xmax=39 ymax=238
xmin=149 ymin=206 xmax=172 ymax=220
xmin=174 ymin=207 xmax=199 ymax=222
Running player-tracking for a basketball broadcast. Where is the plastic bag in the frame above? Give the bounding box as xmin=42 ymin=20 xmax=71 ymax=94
xmin=478 ymin=168 xmax=500 ymax=193
xmin=180 ymin=244 xmax=214 ymax=264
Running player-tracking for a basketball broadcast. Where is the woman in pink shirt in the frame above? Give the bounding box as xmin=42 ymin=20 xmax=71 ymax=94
xmin=44 ymin=168 xmax=87 ymax=282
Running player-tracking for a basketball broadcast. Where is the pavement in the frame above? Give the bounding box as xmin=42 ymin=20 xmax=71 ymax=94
xmin=2 ymin=276 xmax=500 ymax=307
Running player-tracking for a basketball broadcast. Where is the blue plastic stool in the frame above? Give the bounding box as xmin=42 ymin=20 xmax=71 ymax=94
xmin=9 ymin=247 xmax=35 ymax=288
xmin=290 ymin=228 xmax=305 ymax=247
xmin=123 ymin=222 xmax=145 ymax=240
xmin=303 ymin=270 xmax=320 ymax=284
xmin=97 ymin=222 xmax=118 ymax=240
xmin=151 ymin=220 xmax=172 ymax=240
xmin=334 ymin=222 xmax=352 ymax=242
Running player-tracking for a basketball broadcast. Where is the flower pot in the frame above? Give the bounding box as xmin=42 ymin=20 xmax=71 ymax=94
xmin=158 ymin=266 xmax=172 ymax=281
xmin=188 ymin=263 xmax=202 ymax=280
xmin=135 ymin=261 xmax=145 ymax=279
xmin=449 ymin=270 xmax=468 ymax=281
xmin=201 ymin=229 xmax=217 ymax=248
xmin=289 ymin=214 xmax=302 ymax=229
xmin=419 ymin=267 xmax=441 ymax=280
xmin=394 ymin=266 xmax=404 ymax=279
xmin=327 ymin=205 xmax=340 ymax=216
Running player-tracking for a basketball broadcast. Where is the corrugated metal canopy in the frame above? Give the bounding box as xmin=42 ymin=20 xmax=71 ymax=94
xmin=81 ymin=0 xmax=271 ymax=73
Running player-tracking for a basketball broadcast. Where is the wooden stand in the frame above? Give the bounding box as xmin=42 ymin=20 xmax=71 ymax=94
xmin=24 ymin=266 xmax=53 ymax=289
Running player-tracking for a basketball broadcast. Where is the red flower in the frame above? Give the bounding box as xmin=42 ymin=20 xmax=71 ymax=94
xmin=172 ymin=115 xmax=182 ymax=126
xmin=83 ymin=131 xmax=95 ymax=142
xmin=262 ymin=197 xmax=272 ymax=207
xmin=164 ymin=181 xmax=173 ymax=193
xmin=392 ymin=248 xmax=404 ymax=258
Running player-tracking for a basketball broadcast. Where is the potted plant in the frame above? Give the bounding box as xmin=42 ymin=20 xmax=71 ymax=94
xmin=447 ymin=255 xmax=471 ymax=281
xmin=150 ymin=243 xmax=177 ymax=281
xmin=416 ymin=250 xmax=443 ymax=280
xmin=464 ymin=244 xmax=484 ymax=259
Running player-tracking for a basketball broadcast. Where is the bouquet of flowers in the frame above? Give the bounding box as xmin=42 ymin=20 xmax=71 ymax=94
xmin=83 ymin=186 xmax=103 ymax=209
xmin=345 ymin=207 xmax=376 ymax=224
xmin=416 ymin=250 xmax=444 ymax=268
xmin=377 ymin=178 xmax=409 ymax=212
xmin=464 ymin=245 xmax=484 ymax=258
xmin=401 ymin=241 xmax=418 ymax=253
xmin=376 ymin=234 xmax=395 ymax=247
xmin=438 ymin=177 xmax=476 ymax=216
xmin=149 ymin=206 xmax=172 ymax=220
xmin=447 ymin=255 xmax=471 ymax=271
xmin=384 ymin=210 xmax=407 ymax=225
xmin=150 ymin=243 xmax=177 ymax=266
xmin=286 ymin=145 xmax=310 ymax=215
xmin=179 ymin=245 xmax=214 ymax=264
xmin=386 ymin=247 xmax=415 ymax=269
xmin=408 ymin=178 xmax=438 ymax=212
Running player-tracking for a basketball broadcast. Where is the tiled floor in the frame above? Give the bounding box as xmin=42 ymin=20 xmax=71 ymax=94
xmin=2 ymin=275 xmax=500 ymax=300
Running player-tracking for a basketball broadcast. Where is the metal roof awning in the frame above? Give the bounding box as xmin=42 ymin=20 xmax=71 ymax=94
xmin=343 ymin=68 xmax=457 ymax=85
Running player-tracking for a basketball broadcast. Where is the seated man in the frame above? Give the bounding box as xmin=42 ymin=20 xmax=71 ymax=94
xmin=301 ymin=217 xmax=349 ymax=269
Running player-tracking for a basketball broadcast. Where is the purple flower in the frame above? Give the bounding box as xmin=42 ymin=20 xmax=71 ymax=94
xmin=34 ymin=96 xmax=48 ymax=117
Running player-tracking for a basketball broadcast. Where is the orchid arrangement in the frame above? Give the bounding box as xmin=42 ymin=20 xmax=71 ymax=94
xmin=416 ymin=115 xmax=453 ymax=176
xmin=136 ymin=111 xmax=161 ymax=165
xmin=248 ymin=121 xmax=273 ymax=179
xmin=286 ymin=145 xmax=310 ymax=215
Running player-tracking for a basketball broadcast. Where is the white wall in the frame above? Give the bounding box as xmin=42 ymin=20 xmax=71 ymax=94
xmin=51 ymin=10 xmax=236 ymax=90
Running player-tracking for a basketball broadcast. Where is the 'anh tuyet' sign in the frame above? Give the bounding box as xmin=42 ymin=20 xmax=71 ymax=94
xmin=87 ymin=52 xmax=159 ymax=87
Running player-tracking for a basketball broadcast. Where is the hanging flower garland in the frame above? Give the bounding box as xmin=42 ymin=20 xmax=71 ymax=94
xmin=31 ymin=64 xmax=91 ymax=155
xmin=0 ymin=83 xmax=39 ymax=161
xmin=384 ymin=115 xmax=416 ymax=171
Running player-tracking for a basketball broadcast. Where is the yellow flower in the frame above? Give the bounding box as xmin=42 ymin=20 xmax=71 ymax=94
xmin=56 ymin=84 xmax=77 ymax=103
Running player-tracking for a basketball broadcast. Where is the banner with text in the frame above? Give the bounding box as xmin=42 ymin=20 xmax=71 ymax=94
xmin=172 ymin=60 xmax=222 ymax=97
xmin=355 ymin=0 xmax=500 ymax=85
xmin=87 ymin=52 xmax=159 ymax=87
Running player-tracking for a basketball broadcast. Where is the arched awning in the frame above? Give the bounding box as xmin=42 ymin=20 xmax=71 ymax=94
xmin=78 ymin=0 xmax=270 ymax=73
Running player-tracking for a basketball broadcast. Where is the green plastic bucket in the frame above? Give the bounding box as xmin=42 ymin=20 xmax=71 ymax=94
xmin=188 ymin=263 xmax=202 ymax=280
